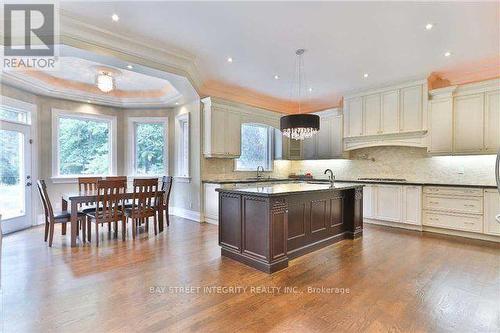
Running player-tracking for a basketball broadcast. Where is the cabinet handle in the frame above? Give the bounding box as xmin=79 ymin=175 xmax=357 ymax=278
xmin=464 ymin=204 xmax=475 ymax=207
xmin=464 ymin=222 xmax=475 ymax=225
xmin=429 ymin=217 xmax=439 ymax=221
xmin=429 ymin=201 xmax=439 ymax=204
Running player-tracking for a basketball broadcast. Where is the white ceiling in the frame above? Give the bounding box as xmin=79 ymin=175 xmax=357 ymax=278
xmin=61 ymin=1 xmax=499 ymax=104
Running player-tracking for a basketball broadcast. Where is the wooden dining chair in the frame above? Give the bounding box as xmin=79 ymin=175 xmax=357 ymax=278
xmin=105 ymin=176 xmax=127 ymax=186
xmin=86 ymin=179 xmax=126 ymax=246
xmin=37 ymin=180 xmax=86 ymax=247
xmin=160 ymin=176 xmax=173 ymax=227
xmin=125 ymin=178 xmax=159 ymax=239
xmin=78 ymin=177 xmax=101 ymax=212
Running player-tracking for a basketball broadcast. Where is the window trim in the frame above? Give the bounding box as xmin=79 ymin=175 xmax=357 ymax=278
xmin=234 ymin=123 xmax=274 ymax=172
xmin=175 ymin=112 xmax=190 ymax=179
xmin=51 ymin=109 xmax=117 ymax=181
xmin=127 ymin=117 xmax=169 ymax=177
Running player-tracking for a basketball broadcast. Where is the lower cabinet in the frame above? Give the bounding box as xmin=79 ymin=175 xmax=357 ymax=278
xmin=363 ymin=184 xmax=422 ymax=226
xmin=203 ymin=183 xmax=221 ymax=224
xmin=484 ymin=189 xmax=500 ymax=236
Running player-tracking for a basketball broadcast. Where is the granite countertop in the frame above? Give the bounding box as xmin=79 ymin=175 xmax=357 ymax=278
xmin=203 ymin=177 xmax=496 ymax=189
xmin=216 ymin=182 xmax=363 ymax=197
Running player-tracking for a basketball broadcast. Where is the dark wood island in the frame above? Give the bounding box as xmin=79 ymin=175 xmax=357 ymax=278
xmin=216 ymin=183 xmax=364 ymax=273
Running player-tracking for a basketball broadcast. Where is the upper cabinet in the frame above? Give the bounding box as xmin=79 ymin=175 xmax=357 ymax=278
xmin=202 ymin=97 xmax=241 ymax=158
xmin=428 ymin=79 xmax=500 ymax=155
xmin=343 ymin=80 xmax=428 ymax=150
xmin=301 ymin=108 xmax=345 ymax=160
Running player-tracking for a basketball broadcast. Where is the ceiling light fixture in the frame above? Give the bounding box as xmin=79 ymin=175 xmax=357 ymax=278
xmin=280 ymin=49 xmax=319 ymax=141
xmin=96 ymin=72 xmax=115 ymax=93
xmin=274 ymin=75 xmax=280 ymax=80
xmin=227 ymin=57 xmax=233 ymax=63
xmin=111 ymin=14 xmax=119 ymax=22
xmin=175 ymin=102 xmax=180 ymax=105
xmin=363 ymin=73 xmax=369 ymax=78
xmin=308 ymin=87 xmax=313 ymax=92
xmin=425 ymin=23 xmax=433 ymax=30
xmin=444 ymin=51 xmax=452 ymax=57
xmin=126 ymin=65 xmax=133 ymax=69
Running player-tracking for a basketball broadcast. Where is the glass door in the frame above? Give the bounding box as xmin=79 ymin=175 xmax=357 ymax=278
xmin=0 ymin=120 xmax=32 ymax=233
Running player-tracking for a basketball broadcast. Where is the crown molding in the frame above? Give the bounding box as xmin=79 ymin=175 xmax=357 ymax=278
xmin=2 ymin=74 xmax=178 ymax=109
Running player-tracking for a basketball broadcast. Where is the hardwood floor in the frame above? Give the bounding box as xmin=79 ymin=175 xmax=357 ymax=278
xmin=1 ymin=217 xmax=499 ymax=332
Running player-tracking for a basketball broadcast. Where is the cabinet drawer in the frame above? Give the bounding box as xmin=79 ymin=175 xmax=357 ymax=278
xmin=423 ymin=211 xmax=483 ymax=233
xmin=423 ymin=195 xmax=483 ymax=214
xmin=423 ymin=186 xmax=483 ymax=197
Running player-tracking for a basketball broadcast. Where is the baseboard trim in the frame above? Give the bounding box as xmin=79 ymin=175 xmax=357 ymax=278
xmin=204 ymin=216 xmax=218 ymax=225
xmin=170 ymin=207 xmax=202 ymax=222
xmin=364 ymin=218 xmax=423 ymax=231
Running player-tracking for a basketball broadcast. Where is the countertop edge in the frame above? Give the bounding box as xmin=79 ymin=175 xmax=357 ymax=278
xmin=215 ymin=184 xmax=364 ymax=197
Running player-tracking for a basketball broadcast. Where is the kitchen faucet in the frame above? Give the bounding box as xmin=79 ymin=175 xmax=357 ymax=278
xmin=324 ymin=169 xmax=335 ymax=185
xmin=256 ymin=165 xmax=264 ymax=179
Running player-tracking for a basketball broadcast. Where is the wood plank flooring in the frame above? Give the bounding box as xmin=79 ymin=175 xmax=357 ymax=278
xmin=1 ymin=217 xmax=499 ymax=332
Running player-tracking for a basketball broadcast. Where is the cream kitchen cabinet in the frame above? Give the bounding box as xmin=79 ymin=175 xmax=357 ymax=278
xmin=363 ymin=184 xmax=422 ymax=226
xmin=345 ymin=97 xmax=363 ymax=137
xmin=485 ymin=90 xmax=500 ymax=153
xmin=428 ymin=92 xmax=453 ymax=154
xmin=453 ymin=94 xmax=484 ymax=153
xmin=203 ymin=183 xmax=221 ymax=224
xmin=400 ymin=85 xmax=423 ymax=132
xmin=381 ymin=90 xmax=399 ymax=134
xmin=484 ymin=189 xmax=500 ymax=236
xmin=202 ymin=97 xmax=241 ymax=158
xmin=364 ymin=94 xmax=381 ymax=135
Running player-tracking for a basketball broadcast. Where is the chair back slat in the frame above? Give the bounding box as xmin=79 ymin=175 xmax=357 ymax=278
xmin=161 ymin=176 xmax=173 ymax=206
xmin=78 ymin=177 xmax=101 ymax=207
xmin=105 ymin=176 xmax=127 ymax=188
xmin=95 ymin=180 xmax=125 ymax=224
xmin=131 ymin=178 xmax=159 ymax=217
xmin=37 ymin=180 xmax=54 ymax=221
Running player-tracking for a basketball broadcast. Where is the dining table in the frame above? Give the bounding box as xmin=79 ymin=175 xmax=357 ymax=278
xmin=61 ymin=189 xmax=165 ymax=247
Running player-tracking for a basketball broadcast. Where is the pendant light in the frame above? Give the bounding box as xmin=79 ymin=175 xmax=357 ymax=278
xmin=280 ymin=49 xmax=320 ymax=140
xmin=96 ymin=72 xmax=115 ymax=93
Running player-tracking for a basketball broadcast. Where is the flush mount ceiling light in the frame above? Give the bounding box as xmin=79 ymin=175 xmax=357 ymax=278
xmin=444 ymin=51 xmax=452 ymax=57
xmin=111 ymin=14 xmax=119 ymax=22
xmin=96 ymin=72 xmax=115 ymax=93
xmin=280 ymin=49 xmax=320 ymax=140
xmin=425 ymin=23 xmax=434 ymax=30
xmin=363 ymin=73 xmax=369 ymax=78
xmin=227 ymin=57 xmax=233 ymax=63
xmin=274 ymin=74 xmax=280 ymax=80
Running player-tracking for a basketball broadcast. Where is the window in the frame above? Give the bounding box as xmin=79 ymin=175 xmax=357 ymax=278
xmin=176 ymin=113 xmax=190 ymax=178
xmin=0 ymin=96 xmax=32 ymax=124
xmin=235 ymin=123 xmax=273 ymax=171
xmin=52 ymin=110 xmax=116 ymax=177
xmin=128 ymin=117 xmax=168 ymax=176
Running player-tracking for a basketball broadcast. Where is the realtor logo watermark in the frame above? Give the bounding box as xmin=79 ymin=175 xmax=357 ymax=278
xmin=2 ymin=3 xmax=59 ymax=70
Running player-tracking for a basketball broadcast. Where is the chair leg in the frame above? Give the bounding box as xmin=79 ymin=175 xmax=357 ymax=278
xmin=145 ymin=218 xmax=149 ymax=233
xmin=132 ymin=218 xmax=136 ymax=239
xmin=95 ymin=222 xmax=99 ymax=247
xmin=166 ymin=206 xmax=170 ymax=227
xmin=122 ymin=217 xmax=126 ymax=241
xmin=153 ymin=214 xmax=157 ymax=236
xmin=87 ymin=217 xmax=91 ymax=242
xmin=48 ymin=221 xmax=55 ymax=247
xmin=108 ymin=223 xmax=111 ymax=234
xmin=44 ymin=221 xmax=49 ymax=241
xmin=81 ymin=218 xmax=86 ymax=244
xmin=61 ymin=222 xmax=67 ymax=235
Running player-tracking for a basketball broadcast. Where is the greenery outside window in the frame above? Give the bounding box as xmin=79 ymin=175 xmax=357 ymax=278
xmin=52 ymin=110 xmax=116 ymax=178
xmin=128 ymin=117 xmax=168 ymax=176
xmin=235 ymin=123 xmax=273 ymax=171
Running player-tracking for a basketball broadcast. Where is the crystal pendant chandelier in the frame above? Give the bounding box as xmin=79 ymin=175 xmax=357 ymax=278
xmin=280 ymin=49 xmax=320 ymax=140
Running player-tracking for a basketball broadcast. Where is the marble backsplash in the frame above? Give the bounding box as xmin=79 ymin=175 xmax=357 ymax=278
xmin=288 ymin=147 xmax=497 ymax=186
xmin=203 ymin=146 xmax=497 ymax=186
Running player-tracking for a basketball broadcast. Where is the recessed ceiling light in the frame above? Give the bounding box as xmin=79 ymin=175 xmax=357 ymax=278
xmin=363 ymin=73 xmax=369 ymax=78
xmin=87 ymin=100 xmax=91 ymax=103
xmin=308 ymin=87 xmax=313 ymax=92
xmin=274 ymin=75 xmax=280 ymax=80
xmin=444 ymin=51 xmax=452 ymax=57
xmin=227 ymin=57 xmax=233 ymax=63
xmin=175 ymin=102 xmax=180 ymax=105
xmin=425 ymin=23 xmax=433 ymax=30
xmin=126 ymin=65 xmax=133 ymax=69
xmin=111 ymin=14 xmax=119 ymax=22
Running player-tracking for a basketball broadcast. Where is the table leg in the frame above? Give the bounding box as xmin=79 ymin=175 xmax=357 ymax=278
xmin=71 ymin=200 xmax=78 ymax=247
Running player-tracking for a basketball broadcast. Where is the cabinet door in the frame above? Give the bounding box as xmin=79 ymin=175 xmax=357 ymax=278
xmin=402 ymin=186 xmax=421 ymax=225
xmin=363 ymin=185 xmax=375 ymax=219
xmin=346 ymin=97 xmax=363 ymax=137
xmin=381 ymin=90 xmax=399 ymax=134
xmin=364 ymin=94 xmax=381 ymax=135
xmin=331 ymin=115 xmax=343 ymax=157
xmin=376 ymin=185 xmax=402 ymax=222
xmin=428 ymin=98 xmax=453 ymax=153
xmin=287 ymin=138 xmax=303 ymax=160
xmin=204 ymin=184 xmax=221 ymax=223
xmin=485 ymin=90 xmax=500 ymax=153
xmin=454 ymin=94 xmax=484 ymax=153
xmin=316 ymin=115 xmax=332 ymax=158
xmin=400 ymin=85 xmax=422 ymax=132
xmin=224 ymin=111 xmax=241 ymax=156
xmin=484 ymin=190 xmax=500 ymax=236
xmin=303 ymin=135 xmax=317 ymax=159
xmin=211 ymin=108 xmax=226 ymax=155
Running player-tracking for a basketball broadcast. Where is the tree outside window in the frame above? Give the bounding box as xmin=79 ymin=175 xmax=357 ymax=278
xmin=236 ymin=123 xmax=273 ymax=171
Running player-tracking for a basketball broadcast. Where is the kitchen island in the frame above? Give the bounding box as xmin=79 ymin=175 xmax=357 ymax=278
xmin=216 ymin=183 xmax=364 ymax=273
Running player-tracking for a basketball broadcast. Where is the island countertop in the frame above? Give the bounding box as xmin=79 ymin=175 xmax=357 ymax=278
xmin=216 ymin=182 xmax=364 ymax=197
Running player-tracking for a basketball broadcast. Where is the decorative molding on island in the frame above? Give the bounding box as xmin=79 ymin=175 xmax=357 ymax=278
xmin=217 ymin=183 xmax=364 ymax=273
